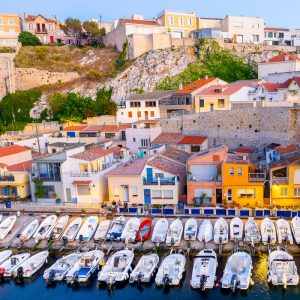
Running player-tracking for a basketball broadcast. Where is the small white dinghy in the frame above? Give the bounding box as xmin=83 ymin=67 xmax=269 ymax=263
xmin=151 ymin=218 xmax=169 ymax=245
xmin=244 ymin=217 xmax=261 ymax=245
xmin=106 ymin=216 xmax=126 ymax=241
xmin=43 ymin=252 xmax=82 ymax=283
xmin=198 ymin=219 xmax=213 ymax=243
xmin=165 ymin=218 xmax=183 ymax=246
xmin=155 ymin=253 xmax=186 ymax=287
xmin=214 ymin=217 xmax=228 ymax=244
xmin=98 ymin=249 xmax=134 ymax=286
xmin=33 ymin=215 xmax=57 ymax=240
xmin=291 ymin=216 xmax=300 ymax=244
xmin=94 ymin=220 xmax=111 ymax=241
xmin=76 ymin=216 xmax=99 ymax=242
xmin=129 ymin=253 xmax=159 ymax=283
xmin=0 ymin=253 xmax=30 ymax=277
xmin=61 ymin=217 xmax=82 ymax=242
xmin=276 ymin=219 xmax=293 ymax=245
xmin=12 ymin=250 xmax=49 ymax=278
xmin=184 ymin=218 xmax=198 ymax=241
xmin=261 ymin=217 xmax=276 ymax=245
xmin=0 ymin=216 xmax=17 ymax=240
xmin=121 ymin=217 xmax=140 ymax=243
xmin=46 ymin=215 xmax=69 ymax=240
xmin=268 ymin=249 xmax=299 ymax=287
xmin=190 ymin=249 xmax=217 ymax=290
xmin=222 ymin=251 xmax=253 ymax=291
xmin=230 ymin=217 xmax=243 ymax=241
xmin=20 ymin=219 xmax=39 ymax=241
xmin=66 ymin=250 xmax=104 ymax=284
xmin=0 ymin=250 xmax=12 ymax=264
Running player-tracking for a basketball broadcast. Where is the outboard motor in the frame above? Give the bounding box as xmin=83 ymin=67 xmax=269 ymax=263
xmin=230 ymin=274 xmax=239 ymax=293
xmin=267 ymin=234 xmax=271 ymax=244
xmin=71 ymin=271 xmax=79 ymax=286
xmin=137 ymin=272 xmax=143 ymax=286
xmin=16 ymin=267 xmax=24 ymax=281
xmin=79 ymin=234 xmax=83 ymax=243
xmin=46 ymin=269 xmax=56 ymax=285
xmin=49 ymin=231 xmax=55 ymax=241
xmin=200 ymin=275 xmax=207 ymax=291
xmin=62 ymin=236 xmax=68 ymax=245
xmin=162 ymin=274 xmax=170 ymax=288
xmin=170 ymin=238 xmax=175 ymax=246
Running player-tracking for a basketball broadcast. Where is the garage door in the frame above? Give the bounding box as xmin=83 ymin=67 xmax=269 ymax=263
xmin=171 ymin=31 xmax=183 ymax=38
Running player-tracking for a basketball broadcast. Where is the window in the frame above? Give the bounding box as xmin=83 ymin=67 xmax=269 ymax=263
xmin=150 ymin=111 xmax=154 ymax=117
xmin=131 ymin=186 xmax=138 ymax=196
xmin=128 ymin=111 xmax=132 ymax=118
xmin=294 ymin=188 xmax=300 ymax=197
xmin=141 ymin=139 xmax=149 ymax=147
xmin=43 ymin=185 xmax=55 ymax=198
xmin=199 ymin=99 xmax=204 ymax=108
xmin=28 ymin=23 xmax=33 ymax=30
xmin=268 ymin=32 xmax=273 ymax=38
xmin=237 ymin=188 xmax=256 ymax=198
xmin=218 ymin=99 xmax=225 ymax=108
xmin=227 ymin=189 xmax=232 ymax=202
xmin=0 ymin=18 xmax=3 ymax=25
xmin=191 ymin=145 xmax=201 ymax=153
xmin=164 ymin=190 xmax=173 ymax=198
xmin=280 ymin=188 xmax=288 ymax=197
xmin=233 ymin=22 xmax=243 ymax=28
xmin=49 ymin=24 xmax=53 ymax=31
xmin=130 ymin=101 xmax=141 ymax=107
xmin=8 ymin=19 xmax=14 ymax=25
xmin=179 ymin=18 xmax=184 ymax=26
xmin=145 ymin=101 xmax=156 ymax=107
xmin=155 ymin=173 xmax=164 ymax=178
xmin=252 ymin=35 xmax=259 ymax=42
xmin=113 ymin=187 xmax=119 ymax=196
xmin=104 ymin=132 xmax=115 ymax=139
xmin=152 ymin=190 xmax=162 ymax=198
xmin=279 ymin=32 xmax=284 ymax=39
xmin=0 ymin=29 xmax=3 ymax=34
xmin=169 ymin=16 xmax=174 ymax=25
xmin=188 ymin=18 xmax=193 ymax=26
xmin=229 ymin=168 xmax=234 ymax=176
xmin=133 ymin=137 xmax=136 ymax=142
xmin=238 ymin=168 xmax=242 ymax=176
xmin=137 ymin=111 xmax=141 ymax=117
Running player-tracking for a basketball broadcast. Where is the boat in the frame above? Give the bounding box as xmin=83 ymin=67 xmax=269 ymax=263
xmin=20 ymin=219 xmax=39 ymax=241
xmin=0 ymin=253 xmax=30 ymax=277
xmin=94 ymin=220 xmax=111 ymax=241
xmin=165 ymin=218 xmax=183 ymax=246
xmin=155 ymin=254 xmax=186 ymax=287
xmin=268 ymin=249 xmax=299 ymax=287
xmin=291 ymin=216 xmax=300 ymax=244
xmin=65 ymin=250 xmax=104 ymax=284
xmin=12 ymin=250 xmax=49 ymax=278
xmin=261 ymin=217 xmax=276 ymax=245
xmin=214 ymin=217 xmax=228 ymax=244
xmin=136 ymin=218 xmax=152 ymax=242
xmin=197 ymin=219 xmax=213 ymax=243
xmin=0 ymin=250 xmax=12 ymax=264
xmin=46 ymin=215 xmax=69 ymax=240
xmin=222 ymin=250 xmax=253 ymax=291
xmin=230 ymin=217 xmax=243 ymax=241
xmin=43 ymin=252 xmax=82 ymax=283
xmin=184 ymin=218 xmax=198 ymax=241
xmin=190 ymin=249 xmax=217 ymax=290
xmin=0 ymin=215 xmax=17 ymax=240
xmin=129 ymin=253 xmax=159 ymax=283
xmin=106 ymin=216 xmax=126 ymax=241
xmin=98 ymin=249 xmax=134 ymax=286
xmin=120 ymin=217 xmax=140 ymax=242
xmin=276 ymin=219 xmax=293 ymax=245
xmin=33 ymin=215 xmax=57 ymax=240
xmin=151 ymin=218 xmax=168 ymax=245
xmin=244 ymin=217 xmax=261 ymax=245
xmin=61 ymin=217 xmax=83 ymax=242
xmin=76 ymin=216 xmax=99 ymax=242
xmin=0 ymin=215 xmax=2 ymax=223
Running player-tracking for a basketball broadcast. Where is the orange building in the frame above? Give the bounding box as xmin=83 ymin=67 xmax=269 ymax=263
xmin=0 ymin=13 xmax=23 ymax=47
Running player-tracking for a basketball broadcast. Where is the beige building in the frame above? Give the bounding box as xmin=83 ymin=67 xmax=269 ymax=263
xmin=198 ymin=17 xmax=222 ymax=29
xmin=0 ymin=13 xmax=23 ymax=47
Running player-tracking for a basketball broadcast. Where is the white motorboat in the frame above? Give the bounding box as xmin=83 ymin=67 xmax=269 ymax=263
xmin=12 ymin=250 xmax=49 ymax=278
xmin=46 ymin=215 xmax=69 ymax=239
xmin=261 ymin=217 xmax=276 ymax=245
xmin=98 ymin=249 xmax=134 ymax=286
xmin=222 ymin=251 xmax=253 ymax=291
xmin=268 ymin=249 xmax=299 ymax=287
xmin=129 ymin=253 xmax=159 ymax=283
xmin=197 ymin=219 xmax=213 ymax=243
xmin=61 ymin=217 xmax=83 ymax=242
xmin=43 ymin=252 xmax=82 ymax=283
xmin=190 ymin=249 xmax=217 ymax=290
xmin=94 ymin=220 xmax=111 ymax=241
xmin=184 ymin=218 xmax=198 ymax=241
xmin=244 ymin=217 xmax=261 ymax=245
xmin=0 ymin=250 xmax=12 ymax=264
xmin=121 ymin=217 xmax=140 ymax=242
xmin=276 ymin=219 xmax=293 ymax=245
xmin=0 ymin=253 xmax=30 ymax=277
xmin=214 ymin=217 xmax=228 ymax=244
xmin=33 ymin=215 xmax=57 ymax=240
xmin=106 ymin=216 xmax=126 ymax=241
xmin=165 ymin=218 xmax=183 ymax=246
xmin=0 ymin=216 xmax=17 ymax=240
xmin=151 ymin=218 xmax=169 ymax=245
xmin=20 ymin=219 xmax=39 ymax=241
xmin=76 ymin=216 xmax=99 ymax=242
xmin=65 ymin=250 xmax=104 ymax=284
xmin=291 ymin=216 xmax=300 ymax=244
xmin=155 ymin=254 xmax=186 ymax=287
xmin=230 ymin=217 xmax=243 ymax=241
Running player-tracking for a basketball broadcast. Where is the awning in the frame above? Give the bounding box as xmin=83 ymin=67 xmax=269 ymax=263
xmin=72 ymin=180 xmax=92 ymax=185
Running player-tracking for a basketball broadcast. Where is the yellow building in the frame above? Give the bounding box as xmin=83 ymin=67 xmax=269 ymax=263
xmin=0 ymin=13 xmax=23 ymax=47
xmin=156 ymin=10 xmax=197 ymax=38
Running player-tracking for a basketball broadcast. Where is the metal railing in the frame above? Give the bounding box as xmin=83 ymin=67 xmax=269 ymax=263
xmin=143 ymin=177 xmax=176 ymax=185
xmin=188 ymin=175 xmax=222 ymax=182
xmin=249 ymin=173 xmax=265 ymax=182
xmin=272 ymin=177 xmax=289 ymax=185
xmin=0 ymin=175 xmax=15 ymax=182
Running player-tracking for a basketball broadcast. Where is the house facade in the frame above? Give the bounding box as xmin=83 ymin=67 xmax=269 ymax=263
xmin=0 ymin=13 xmax=23 ymax=47
xmin=264 ymin=27 xmax=292 ymax=46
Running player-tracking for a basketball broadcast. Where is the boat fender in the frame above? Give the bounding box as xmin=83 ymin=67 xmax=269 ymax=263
xmin=0 ymin=268 xmax=5 ymax=277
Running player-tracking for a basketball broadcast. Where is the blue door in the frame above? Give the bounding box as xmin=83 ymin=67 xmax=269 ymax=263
xmin=144 ymin=189 xmax=151 ymax=204
xmin=67 ymin=131 xmax=75 ymax=138
xmin=146 ymin=168 xmax=153 ymax=182
xmin=139 ymin=149 xmax=144 ymax=159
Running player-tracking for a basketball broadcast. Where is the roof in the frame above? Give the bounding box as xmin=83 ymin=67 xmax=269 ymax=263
xmin=266 ymin=52 xmax=300 ymax=63
xmin=235 ymin=147 xmax=256 ymax=154
xmin=152 ymin=133 xmax=184 ymax=145
xmin=177 ymin=136 xmax=207 ymax=145
xmin=72 ymin=180 xmax=92 ymax=185
xmin=275 ymin=145 xmax=298 ymax=155
xmin=265 ymin=27 xmax=289 ymax=32
xmin=106 ymin=158 xmax=149 ymax=176
xmin=127 ymin=90 xmax=175 ymax=101
xmin=175 ymin=78 xmax=217 ymax=95
xmin=197 ymin=84 xmax=245 ymax=96
xmin=189 ymin=144 xmax=227 ymax=161
xmin=160 ymin=147 xmax=192 ymax=165
xmin=25 ymin=14 xmax=56 ymax=23
xmin=63 ymin=125 xmax=88 ymax=132
xmin=269 ymin=150 xmax=300 ymax=169
xmin=260 ymin=77 xmax=300 ymax=92
xmin=225 ymin=153 xmax=249 ymax=164
xmin=121 ymin=19 xmax=161 ymax=26
xmin=71 ymin=146 xmax=120 ymax=161
xmin=0 ymin=145 xmax=30 ymax=158
xmin=7 ymin=160 xmax=33 ymax=172
xmin=232 ymin=79 xmax=265 ymax=88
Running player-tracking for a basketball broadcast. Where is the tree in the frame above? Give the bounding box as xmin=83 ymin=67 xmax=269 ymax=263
xmin=18 ymin=31 xmax=42 ymax=46
xmin=34 ymin=179 xmax=45 ymax=198
xmin=95 ymin=87 xmax=117 ymax=116
xmin=82 ymin=21 xmax=106 ymax=47
xmin=114 ymin=41 xmax=128 ymax=72
xmin=60 ymin=18 xmax=83 ymax=42
xmin=48 ymin=92 xmax=68 ymax=121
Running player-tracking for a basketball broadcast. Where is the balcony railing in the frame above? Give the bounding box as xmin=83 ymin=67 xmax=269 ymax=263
xmin=0 ymin=175 xmax=15 ymax=182
xmin=35 ymin=29 xmax=47 ymax=34
xmin=143 ymin=177 xmax=176 ymax=185
xmin=188 ymin=175 xmax=222 ymax=182
xmin=272 ymin=177 xmax=289 ymax=185
xmin=249 ymin=173 xmax=265 ymax=182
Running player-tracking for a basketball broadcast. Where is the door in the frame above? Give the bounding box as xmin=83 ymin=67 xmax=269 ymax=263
xmin=145 ymin=111 xmax=149 ymax=120
xmin=144 ymin=189 xmax=151 ymax=204
xmin=66 ymin=188 xmax=72 ymax=202
xmin=216 ymin=189 xmax=222 ymax=204
xmin=146 ymin=168 xmax=153 ymax=182
xmin=139 ymin=149 xmax=144 ymax=158
xmin=50 ymin=36 xmax=54 ymax=44
xmin=123 ymin=186 xmax=129 ymax=203
xmin=210 ymin=104 xmax=214 ymax=112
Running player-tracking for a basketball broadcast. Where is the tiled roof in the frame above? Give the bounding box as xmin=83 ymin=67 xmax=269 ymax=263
xmin=275 ymin=145 xmax=298 ymax=155
xmin=0 ymin=145 xmax=30 ymax=158
xmin=269 ymin=150 xmax=300 ymax=169
xmin=160 ymin=147 xmax=192 ymax=165
xmin=267 ymin=52 xmax=300 ymax=63
xmin=72 ymin=180 xmax=92 ymax=185
xmin=152 ymin=133 xmax=184 ymax=145
xmin=261 ymin=77 xmax=299 ymax=92
xmin=0 ymin=163 xmax=7 ymax=168
xmin=175 ymin=78 xmax=217 ymax=95
xmin=265 ymin=27 xmax=289 ymax=32
xmin=225 ymin=153 xmax=249 ymax=164
xmin=121 ymin=19 xmax=161 ymax=26
xmin=177 ymin=136 xmax=207 ymax=145
xmin=71 ymin=146 xmax=120 ymax=161
xmin=63 ymin=125 xmax=88 ymax=131
xmin=25 ymin=14 xmax=56 ymax=23
xmin=197 ymin=84 xmax=245 ymax=96
xmin=127 ymin=90 xmax=175 ymax=101
xmin=81 ymin=125 xmax=130 ymax=133
xmin=106 ymin=158 xmax=149 ymax=176
xmin=7 ymin=160 xmax=33 ymax=172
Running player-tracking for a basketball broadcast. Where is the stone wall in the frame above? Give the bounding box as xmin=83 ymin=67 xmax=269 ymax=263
xmin=161 ymin=107 xmax=300 ymax=149
xmin=0 ymin=53 xmax=15 ymax=99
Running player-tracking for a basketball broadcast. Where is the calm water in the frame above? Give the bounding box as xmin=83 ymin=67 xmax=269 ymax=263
xmin=0 ymin=253 xmax=300 ymax=300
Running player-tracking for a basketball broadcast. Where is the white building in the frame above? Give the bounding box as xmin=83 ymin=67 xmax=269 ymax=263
xmin=264 ymin=27 xmax=292 ymax=46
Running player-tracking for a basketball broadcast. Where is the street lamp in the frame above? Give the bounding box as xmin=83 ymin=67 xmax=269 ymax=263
xmin=264 ymin=178 xmax=279 ymax=207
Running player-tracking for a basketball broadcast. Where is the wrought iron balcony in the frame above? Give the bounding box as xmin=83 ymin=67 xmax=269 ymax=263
xmin=0 ymin=175 xmax=15 ymax=182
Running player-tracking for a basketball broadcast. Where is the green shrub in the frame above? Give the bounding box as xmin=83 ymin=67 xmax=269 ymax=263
xmin=86 ymin=70 xmax=103 ymax=80
xmin=114 ymin=41 xmax=128 ymax=72
xmin=18 ymin=31 xmax=42 ymax=46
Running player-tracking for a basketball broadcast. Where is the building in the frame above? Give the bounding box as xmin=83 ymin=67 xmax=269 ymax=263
xmin=0 ymin=13 xmax=23 ymax=48
xmin=264 ymin=27 xmax=292 ymax=46
xmin=90 ymin=18 xmax=112 ymax=33
xmin=198 ymin=17 xmax=222 ymax=30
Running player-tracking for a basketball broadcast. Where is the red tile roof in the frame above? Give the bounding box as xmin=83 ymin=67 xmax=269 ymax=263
xmin=63 ymin=125 xmax=88 ymax=132
xmin=72 ymin=180 xmax=92 ymax=185
xmin=160 ymin=147 xmax=192 ymax=165
xmin=152 ymin=133 xmax=184 ymax=145
xmin=265 ymin=27 xmax=289 ymax=32
xmin=267 ymin=52 xmax=300 ymax=63
xmin=261 ymin=77 xmax=297 ymax=92
xmin=275 ymin=145 xmax=298 ymax=155
xmin=177 ymin=136 xmax=207 ymax=145
xmin=25 ymin=14 xmax=56 ymax=23
xmin=175 ymin=78 xmax=217 ymax=95
xmin=121 ymin=19 xmax=161 ymax=26
xmin=7 ymin=160 xmax=33 ymax=172
xmin=71 ymin=146 xmax=120 ymax=161
xmin=0 ymin=163 xmax=7 ymax=168
xmin=0 ymin=145 xmax=30 ymax=158
xmin=106 ymin=158 xmax=149 ymax=176
xmin=198 ymin=84 xmax=246 ymax=96
xmin=81 ymin=125 xmax=131 ymax=133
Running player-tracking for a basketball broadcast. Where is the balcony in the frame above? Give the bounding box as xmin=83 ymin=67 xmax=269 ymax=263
xmin=143 ymin=177 xmax=176 ymax=186
xmin=35 ymin=29 xmax=47 ymax=34
xmin=272 ymin=177 xmax=289 ymax=185
xmin=37 ymin=174 xmax=61 ymax=182
xmin=188 ymin=175 xmax=222 ymax=182
xmin=0 ymin=175 xmax=15 ymax=182
xmin=249 ymin=173 xmax=265 ymax=182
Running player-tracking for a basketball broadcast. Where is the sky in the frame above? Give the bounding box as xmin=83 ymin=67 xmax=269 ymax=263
xmin=1 ymin=0 xmax=300 ymax=29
